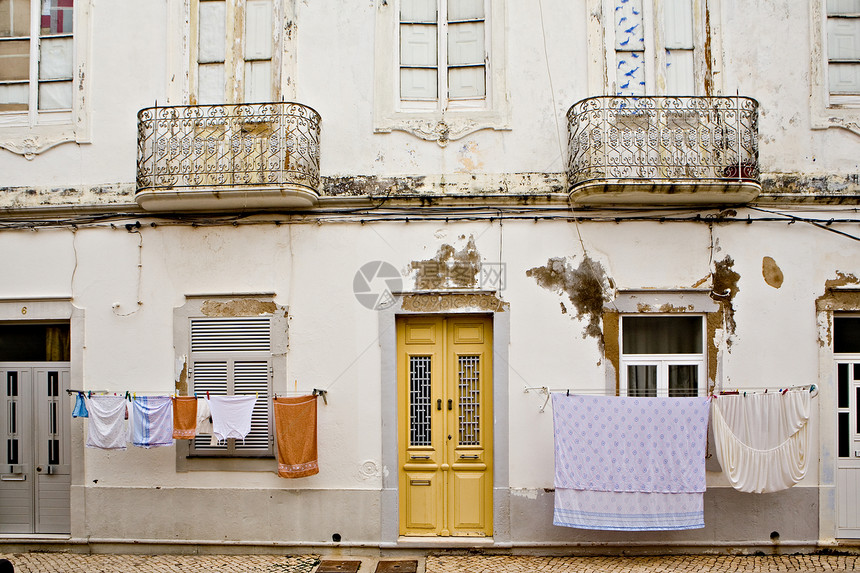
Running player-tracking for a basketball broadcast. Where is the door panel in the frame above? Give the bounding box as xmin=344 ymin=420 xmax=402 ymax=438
xmin=0 ymin=365 xmax=70 ymax=534
xmin=398 ymin=315 xmax=492 ymax=537
xmin=0 ymin=368 xmax=34 ymax=533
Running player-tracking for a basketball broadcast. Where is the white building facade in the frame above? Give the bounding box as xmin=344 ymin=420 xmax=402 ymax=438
xmin=0 ymin=0 xmax=859 ymax=554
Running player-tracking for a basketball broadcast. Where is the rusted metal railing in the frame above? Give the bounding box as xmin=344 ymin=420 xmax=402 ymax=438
xmin=567 ymin=96 xmax=759 ymax=190
xmin=136 ymin=101 xmax=321 ymax=196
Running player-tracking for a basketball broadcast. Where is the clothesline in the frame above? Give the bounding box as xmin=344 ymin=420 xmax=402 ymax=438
xmin=523 ymin=384 xmax=818 ymax=413
xmin=66 ymin=388 xmax=329 ymax=404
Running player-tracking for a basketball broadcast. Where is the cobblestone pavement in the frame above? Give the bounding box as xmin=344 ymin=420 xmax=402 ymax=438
xmin=425 ymin=554 xmax=860 ymax=573
xmin=2 ymin=552 xmax=860 ymax=573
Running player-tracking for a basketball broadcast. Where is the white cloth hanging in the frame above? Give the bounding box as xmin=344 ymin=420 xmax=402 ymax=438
xmin=552 ymin=394 xmax=711 ymax=531
xmin=712 ymin=390 xmax=811 ymax=494
xmin=208 ymin=395 xmax=256 ymax=442
xmin=85 ymin=395 xmax=129 ymax=450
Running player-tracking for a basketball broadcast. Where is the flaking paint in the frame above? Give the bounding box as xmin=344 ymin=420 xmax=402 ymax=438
xmin=410 ymin=236 xmax=481 ymax=289
xmin=712 ymin=255 xmax=740 ymax=344
xmin=526 ymin=255 xmax=611 ymax=348
xmin=201 ymin=299 xmax=278 ymax=317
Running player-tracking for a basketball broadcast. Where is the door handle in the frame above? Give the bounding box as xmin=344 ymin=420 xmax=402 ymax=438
xmin=437 ymin=399 xmax=442 ymax=410
xmin=447 ymin=399 xmax=452 ymax=410
xmin=410 ymin=455 xmax=430 ymax=460
xmin=460 ymin=454 xmax=480 ymax=460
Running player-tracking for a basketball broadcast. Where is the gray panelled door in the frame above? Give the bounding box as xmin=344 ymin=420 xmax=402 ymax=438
xmin=0 ymin=364 xmax=71 ymax=534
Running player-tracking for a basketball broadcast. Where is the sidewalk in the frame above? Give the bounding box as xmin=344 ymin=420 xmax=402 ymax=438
xmin=2 ymin=552 xmax=860 ymax=573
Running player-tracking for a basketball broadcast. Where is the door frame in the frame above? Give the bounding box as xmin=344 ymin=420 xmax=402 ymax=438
xmin=817 ymin=296 xmax=860 ymax=542
xmin=379 ymin=297 xmax=510 ymax=545
xmin=0 ymin=297 xmax=82 ymax=539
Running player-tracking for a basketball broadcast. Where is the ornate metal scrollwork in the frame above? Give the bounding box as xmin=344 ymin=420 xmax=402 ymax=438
xmin=566 ymin=96 xmax=760 ymax=189
xmin=136 ymin=101 xmax=321 ymax=195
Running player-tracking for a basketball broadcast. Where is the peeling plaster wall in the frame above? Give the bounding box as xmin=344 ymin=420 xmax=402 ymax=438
xmin=0 ymin=212 xmax=854 ymax=546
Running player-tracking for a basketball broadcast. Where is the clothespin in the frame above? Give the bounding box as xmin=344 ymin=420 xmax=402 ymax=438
xmin=312 ymin=388 xmax=328 ymax=405
xmin=124 ymin=390 xmax=131 ymax=401
xmin=782 ymin=388 xmax=789 ymax=395
xmin=566 ymin=389 xmax=569 ymax=397
xmin=206 ymin=390 xmax=210 ymax=399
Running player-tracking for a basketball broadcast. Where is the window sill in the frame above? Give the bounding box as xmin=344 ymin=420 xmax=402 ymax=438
xmin=177 ymin=453 xmax=276 ymax=473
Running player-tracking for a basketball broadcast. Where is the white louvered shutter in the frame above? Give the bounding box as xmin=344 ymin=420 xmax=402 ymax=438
xmin=190 ymin=317 xmax=272 ymax=455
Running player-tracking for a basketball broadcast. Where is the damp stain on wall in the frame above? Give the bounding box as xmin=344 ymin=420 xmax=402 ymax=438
xmin=712 ymin=255 xmax=740 ymax=344
xmin=526 ymin=255 xmax=611 ymax=346
xmin=762 ymin=256 xmax=784 ymax=289
xmin=411 ymin=236 xmax=481 ymax=289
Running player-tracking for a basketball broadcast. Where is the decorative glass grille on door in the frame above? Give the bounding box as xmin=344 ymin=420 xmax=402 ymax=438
xmin=458 ymin=355 xmax=480 ymax=445
xmin=409 ymin=356 xmax=432 ymax=447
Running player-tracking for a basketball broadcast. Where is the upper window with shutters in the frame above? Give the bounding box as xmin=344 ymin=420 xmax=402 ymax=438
xmin=190 ymin=0 xmax=283 ymax=104
xmin=374 ymin=0 xmax=510 ymax=146
xmin=812 ymin=0 xmax=860 ymax=135
xmin=0 ymin=0 xmax=91 ymax=159
xmin=598 ymin=0 xmax=715 ymax=96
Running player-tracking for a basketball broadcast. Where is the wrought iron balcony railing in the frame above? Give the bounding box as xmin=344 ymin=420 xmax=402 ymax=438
xmin=567 ymin=96 xmax=760 ymax=204
xmin=136 ymin=101 xmax=321 ymax=211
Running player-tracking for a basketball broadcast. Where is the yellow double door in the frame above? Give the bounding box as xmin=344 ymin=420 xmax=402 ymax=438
xmin=397 ymin=315 xmax=493 ymax=537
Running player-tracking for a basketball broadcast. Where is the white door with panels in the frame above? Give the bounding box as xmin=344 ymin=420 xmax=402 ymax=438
xmin=835 ymin=316 xmax=860 ymax=538
xmin=0 ymin=364 xmax=71 ymax=534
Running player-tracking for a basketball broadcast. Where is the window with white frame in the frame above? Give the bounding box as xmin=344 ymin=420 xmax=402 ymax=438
xmin=826 ymin=0 xmax=860 ymax=101
xmin=192 ymin=0 xmax=278 ymax=104
xmin=374 ymin=0 xmax=509 ymax=144
xmin=0 ymin=0 xmax=90 ymax=157
xmin=812 ymin=0 xmax=860 ymax=134
xmin=620 ymin=315 xmax=705 ymax=397
xmin=606 ymin=0 xmax=708 ymax=96
xmin=399 ymin=0 xmax=486 ymax=109
xmin=188 ymin=317 xmax=273 ymax=456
